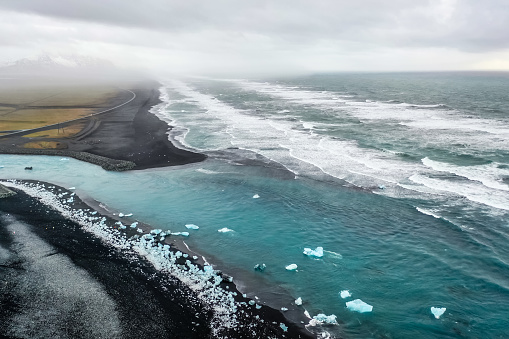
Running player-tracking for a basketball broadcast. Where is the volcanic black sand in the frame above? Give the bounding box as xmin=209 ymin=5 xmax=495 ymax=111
xmin=0 ymin=183 xmax=315 ymax=339
xmin=0 ymin=80 xmax=206 ymax=170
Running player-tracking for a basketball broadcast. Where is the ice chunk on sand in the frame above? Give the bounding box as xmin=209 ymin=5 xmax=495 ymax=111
xmin=303 ymin=247 xmax=324 ymax=258
xmin=340 ymin=290 xmax=351 ymax=299
xmin=137 ymin=228 xmax=143 ymax=233
xmin=124 ymin=213 xmax=133 ymax=217
xmin=150 ymin=229 xmax=162 ymax=235
xmin=253 ymin=194 xmax=260 ymax=199
xmin=118 ymin=213 xmax=124 ymax=217
xmin=285 ymin=264 xmax=298 ymax=271
xmin=295 ymin=297 xmax=302 ymax=306
xmin=171 ymin=232 xmax=189 ymax=237
xmin=68 ymin=187 xmax=75 ymax=190
xmin=185 ymin=224 xmax=200 ymax=229
xmin=281 ymin=307 xmax=288 ymax=312
xmin=280 ymin=323 xmax=288 ymax=332
xmin=431 ymin=307 xmax=446 ymax=319
xmin=130 ymin=222 xmax=138 ymax=228
xmin=346 ymin=299 xmax=373 ymax=313
xmin=218 ymin=227 xmax=233 ymax=233
xmin=312 ymin=314 xmax=337 ymax=324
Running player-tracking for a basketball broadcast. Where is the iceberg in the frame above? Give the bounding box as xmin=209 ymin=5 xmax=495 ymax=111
xmin=253 ymin=194 xmax=260 ymax=199
xmin=340 ymin=290 xmax=351 ymax=299
xmin=171 ymin=232 xmax=190 ymax=237
xmin=295 ymin=297 xmax=303 ymax=306
xmin=431 ymin=307 xmax=446 ymax=319
xmin=285 ymin=264 xmax=298 ymax=271
xmin=218 ymin=227 xmax=233 ymax=233
xmin=185 ymin=224 xmax=200 ymax=230
xmin=303 ymin=247 xmax=324 ymax=258
xmin=346 ymin=299 xmax=373 ymax=313
xmin=254 ymin=263 xmax=266 ymax=272
xmin=312 ymin=313 xmax=337 ymax=324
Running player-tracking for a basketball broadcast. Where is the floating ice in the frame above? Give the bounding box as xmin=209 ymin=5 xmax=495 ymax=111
xmin=118 ymin=213 xmax=124 ymax=217
xmin=130 ymin=222 xmax=138 ymax=228
xmin=340 ymin=290 xmax=351 ymax=299
xmin=312 ymin=313 xmax=338 ymax=324
xmin=218 ymin=227 xmax=233 ymax=233
xmin=346 ymin=299 xmax=373 ymax=313
xmin=254 ymin=263 xmax=266 ymax=272
xmin=295 ymin=297 xmax=302 ymax=305
xmin=253 ymin=194 xmax=260 ymax=199
xmin=171 ymin=232 xmax=190 ymax=237
xmin=185 ymin=224 xmax=200 ymax=230
xmin=285 ymin=264 xmax=298 ymax=271
xmin=303 ymin=247 xmax=324 ymax=258
xmin=431 ymin=307 xmax=446 ymax=319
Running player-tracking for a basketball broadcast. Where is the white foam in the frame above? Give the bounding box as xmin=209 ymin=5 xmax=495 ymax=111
xmin=415 ymin=207 xmax=441 ymax=219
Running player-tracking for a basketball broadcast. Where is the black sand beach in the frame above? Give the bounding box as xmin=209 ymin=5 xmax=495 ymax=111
xmin=0 ymin=182 xmax=314 ymax=338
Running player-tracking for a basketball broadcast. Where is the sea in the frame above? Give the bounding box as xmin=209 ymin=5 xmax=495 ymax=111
xmin=1 ymin=71 xmax=509 ymax=338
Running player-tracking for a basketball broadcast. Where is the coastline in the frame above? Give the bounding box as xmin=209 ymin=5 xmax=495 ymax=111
xmin=0 ymin=180 xmax=315 ymax=338
xmin=0 ymin=80 xmax=206 ymax=171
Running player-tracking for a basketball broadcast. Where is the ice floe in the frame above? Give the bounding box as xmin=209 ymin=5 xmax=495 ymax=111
xmin=431 ymin=307 xmax=446 ymax=319
xmin=185 ymin=224 xmax=200 ymax=229
xmin=303 ymin=246 xmax=324 ymax=258
xmin=295 ymin=297 xmax=303 ymax=306
xmin=310 ymin=313 xmax=338 ymax=325
xmin=218 ymin=227 xmax=233 ymax=233
xmin=340 ymin=290 xmax=351 ymax=299
xmin=285 ymin=264 xmax=298 ymax=271
xmin=346 ymin=299 xmax=373 ymax=313
xmin=253 ymin=194 xmax=260 ymax=199
xmin=171 ymin=232 xmax=190 ymax=237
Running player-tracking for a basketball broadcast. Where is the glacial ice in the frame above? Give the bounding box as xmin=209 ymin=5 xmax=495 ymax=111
xmin=346 ymin=299 xmax=373 ymax=313
xmin=285 ymin=264 xmax=298 ymax=271
xmin=218 ymin=227 xmax=233 ymax=233
xmin=312 ymin=313 xmax=338 ymax=324
xmin=431 ymin=307 xmax=446 ymax=319
xmin=137 ymin=228 xmax=143 ymax=233
xmin=340 ymin=290 xmax=351 ymax=299
xmin=130 ymin=222 xmax=138 ymax=228
xmin=118 ymin=213 xmax=124 ymax=217
xmin=125 ymin=213 xmax=133 ymax=217
xmin=295 ymin=297 xmax=303 ymax=306
xmin=254 ymin=263 xmax=266 ymax=272
xmin=171 ymin=232 xmax=190 ymax=237
xmin=281 ymin=307 xmax=288 ymax=312
xmin=253 ymin=194 xmax=260 ymax=199
xmin=303 ymin=247 xmax=324 ymax=258
xmin=280 ymin=323 xmax=288 ymax=332
xmin=185 ymin=224 xmax=200 ymax=229
xmin=68 ymin=187 xmax=75 ymax=190
xmin=150 ymin=229 xmax=162 ymax=235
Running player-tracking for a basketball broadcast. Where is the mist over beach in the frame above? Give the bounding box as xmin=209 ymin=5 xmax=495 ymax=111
xmin=1 ymin=1 xmax=509 ymax=339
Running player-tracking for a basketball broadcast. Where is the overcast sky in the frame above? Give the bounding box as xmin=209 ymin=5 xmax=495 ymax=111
xmin=0 ymin=0 xmax=508 ymax=76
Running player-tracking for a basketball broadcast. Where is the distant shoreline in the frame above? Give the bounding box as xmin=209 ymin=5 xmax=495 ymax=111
xmin=0 ymin=80 xmax=206 ymax=171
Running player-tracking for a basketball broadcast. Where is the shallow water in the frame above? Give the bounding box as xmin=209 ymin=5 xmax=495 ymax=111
xmin=2 ymin=72 xmax=509 ymax=338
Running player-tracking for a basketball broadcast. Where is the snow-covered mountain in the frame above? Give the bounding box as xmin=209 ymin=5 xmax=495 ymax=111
xmin=0 ymin=54 xmax=115 ymax=74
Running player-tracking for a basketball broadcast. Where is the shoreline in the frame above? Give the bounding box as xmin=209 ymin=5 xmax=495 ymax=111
xmin=0 ymin=80 xmax=206 ymax=171
xmin=0 ymin=179 xmax=315 ymax=338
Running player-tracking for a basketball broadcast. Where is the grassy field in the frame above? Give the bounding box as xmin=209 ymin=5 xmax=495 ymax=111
xmin=0 ymin=82 xmax=122 ymax=140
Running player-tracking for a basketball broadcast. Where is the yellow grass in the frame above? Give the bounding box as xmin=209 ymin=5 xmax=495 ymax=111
xmin=23 ymin=141 xmax=67 ymax=149
xmin=0 ymin=108 xmax=93 ymax=132
xmin=23 ymin=122 xmax=85 ymax=138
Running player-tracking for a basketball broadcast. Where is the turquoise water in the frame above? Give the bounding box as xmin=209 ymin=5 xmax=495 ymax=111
xmin=2 ymin=72 xmax=509 ymax=338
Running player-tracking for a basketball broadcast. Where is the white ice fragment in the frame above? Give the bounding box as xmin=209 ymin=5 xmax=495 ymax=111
xmin=125 ymin=213 xmax=133 ymax=217
xmin=118 ymin=213 xmax=124 ymax=218
xmin=130 ymin=222 xmax=138 ymax=228
xmin=150 ymin=229 xmax=162 ymax=235
xmin=431 ymin=307 xmax=446 ymax=319
xmin=185 ymin=224 xmax=199 ymax=230
xmin=281 ymin=307 xmax=288 ymax=312
xmin=303 ymin=247 xmax=324 ymax=258
xmin=68 ymin=187 xmax=75 ymax=190
xmin=304 ymin=310 xmax=311 ymax=319
xmin=346 ymin=299 xmax=373 ymax=313
xmin=248 ymin=300 xmax=256 ymax=306
xmin=255 ymin=304 xmax=261 ymax=309
xmin=137 ymin=228 xmax=143 ymax=233
xmin=60 ymin=158 xmax=69 ymax=161
xmin=312 ymin=313 xmax=338 ymax=324
xmin=171 ymin=232 xmax=190 ymax=237
xmin=340 ymin=290 xmax=351 ymax=299
xmin=285 ymin=264 xmax=298 ymax=271
xmin=295 ymin=297 xmax=302 ymax=305
xmin=280 ymin=323 xmax=288 ymax=332
xmin=253 ymin=194 xmax=260 ymax=199
xmin=192 ymin=256 xmax=198 ymax=260
xmin=218 ymin=227 xmax=233 ymax=233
